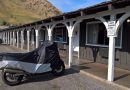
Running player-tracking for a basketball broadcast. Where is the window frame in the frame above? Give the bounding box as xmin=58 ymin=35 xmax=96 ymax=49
xmin=85 ymin=21 xmax=123 ymax=49
xmin=53 ymin=27 xmax=68 ymax=43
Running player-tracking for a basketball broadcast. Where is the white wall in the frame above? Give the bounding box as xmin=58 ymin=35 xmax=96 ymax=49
xmin=73 ymin=24 xmax=80 ymax=52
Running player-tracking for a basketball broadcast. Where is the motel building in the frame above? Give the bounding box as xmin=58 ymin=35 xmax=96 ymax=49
xmin=0 ymin=0 xmax=130 ymax=83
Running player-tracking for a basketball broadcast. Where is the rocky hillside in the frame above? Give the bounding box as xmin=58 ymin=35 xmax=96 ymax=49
xmin=22 ymin=0 xmax=61 ymax=19
xmin=0 ymin=0 xmax=61 ymax=26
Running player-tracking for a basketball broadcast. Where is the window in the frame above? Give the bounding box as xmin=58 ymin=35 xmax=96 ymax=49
xmin=86 ymin=22 xmax=122 ymax=48
xmin=53 ymin=27 xmax=67 ymax=43
xmin=40 ymin=30 xmax=45 ymax=41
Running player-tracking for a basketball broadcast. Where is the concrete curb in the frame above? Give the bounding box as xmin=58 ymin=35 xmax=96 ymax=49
xmin=65 ymin=64 xmax=130 ymax=90
xmin=80 ymin=70 xmax=130 ymax=90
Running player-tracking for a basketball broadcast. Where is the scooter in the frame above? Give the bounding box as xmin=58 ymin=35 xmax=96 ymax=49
xmin=0 ymin=41 xmax=65 ymax=86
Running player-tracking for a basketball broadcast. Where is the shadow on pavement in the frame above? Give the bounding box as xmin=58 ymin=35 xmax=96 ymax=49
xmin=114 ymin=73 xmax=130 ymax=81
xmin=20 ymin=68 xmax=79 ymax=85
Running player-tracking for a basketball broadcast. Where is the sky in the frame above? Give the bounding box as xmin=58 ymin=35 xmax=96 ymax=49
xmin=48 ymin=0 xmax=110 ymax=12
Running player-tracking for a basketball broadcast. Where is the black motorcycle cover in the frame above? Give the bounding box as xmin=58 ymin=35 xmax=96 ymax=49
xmin=0 ymin=41 xmax=61 ymax=73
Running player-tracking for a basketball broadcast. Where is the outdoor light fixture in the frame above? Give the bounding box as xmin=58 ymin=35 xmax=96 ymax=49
xmin=127 ymin=19 xmax=130 ymax=23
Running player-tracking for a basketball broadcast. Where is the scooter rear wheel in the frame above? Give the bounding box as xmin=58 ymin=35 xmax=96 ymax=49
xmin=51 ymin=63 xmax=65 ymax=76
xmin=2 ymin=70 xmax=23 ymax=86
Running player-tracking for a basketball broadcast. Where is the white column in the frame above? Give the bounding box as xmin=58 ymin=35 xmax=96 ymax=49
xmin=96 ymin=16 xmax=117 ymax=82
xmin=108 ymin=36 xmax=116 ymax=81
xmin=6 ymin=32 xmax=8 ymax=44
xmin=13 ymin=31 xmax=15 ymax=46
xmin=48 ymin=35 xmax=52 ymax=41
xmin=65 ymin=22 xmax=74 ymax=68
xmin=17 ymin=31 xmax=19 ymax=48
xmin=10 ymin=31 xmax=12 ymax=45
xmin=8 ymin=32 xmax=10 ymax=45
xmin=2 ymin=33 xmax=3 ymax=43
xmin=4 ymin=32 xmax=6 ymax=44
xmin=107 ymin=15 xmax=117 ymax=82
xmin=11 ymin=32 xmax=13 ymax=45
xmin=31 ymin=30 xmax=35 ymax=48
xmin=35 ymin=29 xmax=39 ymax=48
xmin=27 ymin=30 xmax=30 ymax=51
xmin=48 ymin=28 xmax=52 ymax=41
xmin=21 ymin=30 xmax=24 ymax=49
xmin=3 ymin=32 xmax=5 ymax=44
xmin=5 ymin=32 xmax=7 ymax=44
xmin=46 ymin=25 xmax=55 ymax=41
xmin=68 ymin=35 xmax=73 ymax=67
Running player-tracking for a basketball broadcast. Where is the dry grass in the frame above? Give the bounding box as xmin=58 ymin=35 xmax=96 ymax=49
xmin=0 ymin=0 xmax=41 ymax=25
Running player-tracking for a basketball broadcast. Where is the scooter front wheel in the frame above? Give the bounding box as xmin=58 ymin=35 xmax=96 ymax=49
xmin=1 ymin=70 xmax=23 ymax=86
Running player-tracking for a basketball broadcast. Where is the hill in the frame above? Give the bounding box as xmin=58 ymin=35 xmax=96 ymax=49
xmin=0 ymin=0 xmax=61 ymax=26
xmin=22 ymin=0 xmax=61 ymax=19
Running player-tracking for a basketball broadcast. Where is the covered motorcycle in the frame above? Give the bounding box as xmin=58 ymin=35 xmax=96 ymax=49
xmin=0 ymin=41 xmax=65 ymax=85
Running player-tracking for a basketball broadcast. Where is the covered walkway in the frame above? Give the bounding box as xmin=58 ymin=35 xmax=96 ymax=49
xmin=60 ymin=54 xmax=130 ymax=89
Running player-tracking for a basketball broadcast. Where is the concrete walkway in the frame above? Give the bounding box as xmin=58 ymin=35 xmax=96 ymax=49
xmin=0 ymin=44 xmax=27 ymax=53
xmin=0 ymin=44 xmax=129 ymax=90
xmin=60 ymin=54 xmax=130 ymax=89
xmin=79 ymin=60 xmax=130 ymax=88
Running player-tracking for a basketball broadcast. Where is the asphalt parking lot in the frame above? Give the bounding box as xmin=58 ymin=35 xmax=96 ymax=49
xmin=0 ymin=45 xmax=126 ymax=90
xmin=0 ymin=69 xmax=125 ymax=90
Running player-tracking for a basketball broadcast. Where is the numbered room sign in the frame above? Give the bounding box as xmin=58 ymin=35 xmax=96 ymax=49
xmin=107 ymin=21 xmax=117 ymax=37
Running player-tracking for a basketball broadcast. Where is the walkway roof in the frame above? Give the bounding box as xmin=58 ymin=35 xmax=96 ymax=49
xmin=1 ymin=0 xmax=130 ymax=31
